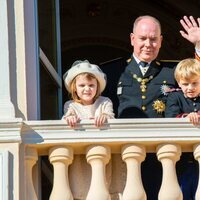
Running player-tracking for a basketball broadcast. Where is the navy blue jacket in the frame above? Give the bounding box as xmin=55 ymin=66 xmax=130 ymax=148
xmin=165 ymin=91 xmax=200 ymax=117
xmin=117 ymin=57 xmax=177 ymax=118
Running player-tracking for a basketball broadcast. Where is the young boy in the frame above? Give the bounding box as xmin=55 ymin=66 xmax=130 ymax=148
xmin=165 ymin=58 xmax=200 ymax=200
xmin=165 ymin=58 xmax=200 ymax=125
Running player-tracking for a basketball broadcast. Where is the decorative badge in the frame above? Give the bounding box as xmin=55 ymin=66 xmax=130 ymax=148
xmin=132 ymin=74 xmax=154 ymax=93
xmin=152 ymin=100 xmax=166 ymax=113
xmin=160 ymin=84 xmax=171 ymax=96
xmin=160 ymin=84 xmax=181 ymax=96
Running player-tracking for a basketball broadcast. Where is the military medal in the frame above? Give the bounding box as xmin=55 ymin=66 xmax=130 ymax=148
xmin=160 ymin=83 xmax=181 ymax=96
xmin=133 ymin=74 xmax=153 ymax=93
xmin=152 ymin=100 xmax=166 ymax=113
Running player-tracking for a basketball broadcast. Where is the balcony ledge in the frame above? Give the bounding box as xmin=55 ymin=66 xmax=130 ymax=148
xmin=20 ymin=118 xmax=200 ymax=154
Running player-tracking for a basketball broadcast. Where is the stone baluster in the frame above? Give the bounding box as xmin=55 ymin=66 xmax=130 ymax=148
xmin=193 ymin=144 xmax=200 ymax=199
xmin=121 ymin=144 xmax=146 ymax=200
xmin=49 ymin=146 xmax=73 ymax=200
xmin=157 ymin=144 xmax=182 ymax=200
xmin=86 ymin=145 xmax=111 ymax=200
xmin=25 ymin=147 xmax=38 ymax=200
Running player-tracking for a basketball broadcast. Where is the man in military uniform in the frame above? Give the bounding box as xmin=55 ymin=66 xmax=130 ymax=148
xmin=117 ymin=15 xmax=200 ymax=118
xmin=117 ymin=58 xmax=177 ymax=118
xmin=116 ymin=15 xmax=200 ymax=200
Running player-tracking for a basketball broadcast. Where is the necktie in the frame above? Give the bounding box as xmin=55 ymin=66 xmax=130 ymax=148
xmin=139 ymin=61 xmax=148 ymax=75
xmin=139 ymin=61 xmax=148 ymax=67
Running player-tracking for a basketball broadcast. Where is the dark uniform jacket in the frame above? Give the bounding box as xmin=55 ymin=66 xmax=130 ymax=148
xmin=165 ymin=90 xmax=200 ymax=117
xmin=117 ymin=57 xmax=178 ymax=118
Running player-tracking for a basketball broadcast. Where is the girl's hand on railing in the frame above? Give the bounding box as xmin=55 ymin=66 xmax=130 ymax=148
xmin=94 ymin=114 xmax=109 ymax=127
xmin=64 ymin=115 xmax=80 ymax=128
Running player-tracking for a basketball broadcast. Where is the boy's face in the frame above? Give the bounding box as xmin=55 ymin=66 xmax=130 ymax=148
xmin=178 ymin=76 xmax=200 ymax=98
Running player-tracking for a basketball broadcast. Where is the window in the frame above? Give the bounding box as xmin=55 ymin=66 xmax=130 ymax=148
xmin=37 ymin=0 xmax=62 ymax=119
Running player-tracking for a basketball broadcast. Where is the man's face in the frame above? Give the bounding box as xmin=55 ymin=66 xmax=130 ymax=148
xmin=130 ymin=18 xmax=163 ymax=62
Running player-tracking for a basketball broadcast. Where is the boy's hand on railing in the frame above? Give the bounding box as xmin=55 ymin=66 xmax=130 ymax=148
xmin=187 ymin=112 xmax=200 ymax=126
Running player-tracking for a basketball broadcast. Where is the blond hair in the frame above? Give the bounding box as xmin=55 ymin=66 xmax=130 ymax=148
xmin=69 ymin=73 xmax=101 ymax=104
xmin=175 ymin=58 xmax=200 ymax=82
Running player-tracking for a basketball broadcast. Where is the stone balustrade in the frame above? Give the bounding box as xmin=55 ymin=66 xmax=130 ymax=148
xmin=121 ymin=144 xmax=146 ymax=200
xmin=1 ymin=118 xmax=200 ymax=199
xmin=49 ymin=146 xmax=73 ymax=200
xmin=157 ymin=144 xmax=182 ymax=200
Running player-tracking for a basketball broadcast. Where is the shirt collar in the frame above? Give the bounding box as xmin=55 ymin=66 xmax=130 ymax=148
xmin=132 ymin=53 xmax=151 ymax=65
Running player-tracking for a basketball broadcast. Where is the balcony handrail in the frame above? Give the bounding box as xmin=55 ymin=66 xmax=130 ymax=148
xmin=20 ymin=118 xmax=200 ymax=154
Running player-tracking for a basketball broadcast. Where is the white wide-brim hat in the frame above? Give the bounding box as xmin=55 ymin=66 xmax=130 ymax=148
xmin=63 ymin=60 xmax=107 ymax=93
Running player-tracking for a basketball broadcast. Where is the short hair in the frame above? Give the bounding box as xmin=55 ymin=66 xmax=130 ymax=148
xmin=174 ymin=58 xmax=200 ymax=82
xmin=133 ymin=15 xmax=162 ymax=34
xmin=69 ymin=73 xmax=101 ymax=103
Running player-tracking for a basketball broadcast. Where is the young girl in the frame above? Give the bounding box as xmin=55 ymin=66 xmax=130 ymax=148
xmin=62 ymin=60 xmax=114 ymax=127
xmin=165 ymin=58 xmax=200 ymax=126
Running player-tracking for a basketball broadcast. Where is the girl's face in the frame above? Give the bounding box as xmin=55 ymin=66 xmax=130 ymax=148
xmin=75 ymin=74 xmax=98 ymax=105
xmin=178 ymin=76 xmax=200 ymax=98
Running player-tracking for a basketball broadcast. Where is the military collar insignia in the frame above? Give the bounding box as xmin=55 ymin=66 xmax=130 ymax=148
xmin=156 ymin=61 xmax=161 ymax=65
xmin=126 ymin=58 xmax=132 ymax=63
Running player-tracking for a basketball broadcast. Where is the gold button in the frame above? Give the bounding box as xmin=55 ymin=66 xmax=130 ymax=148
xmin=142 ymin=95 xmax=146 ymax=99
xmin=142 ymin=106 xmax=146 ymax=111
xmin=141 ymin=88 xmax=146 ymax=93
